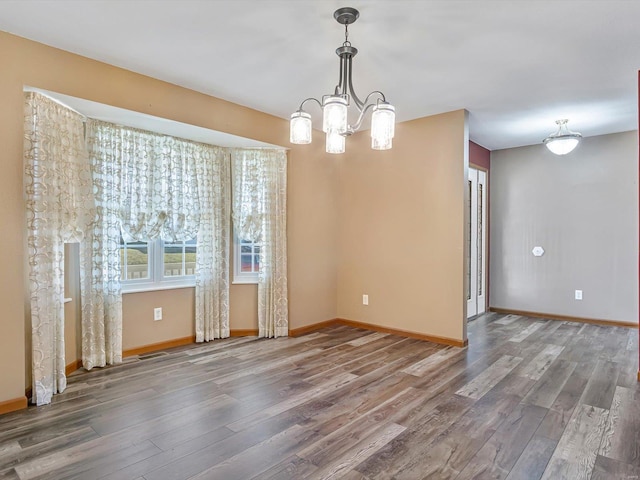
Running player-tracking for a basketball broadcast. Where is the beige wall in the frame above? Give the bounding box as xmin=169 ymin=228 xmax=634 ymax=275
xmin=0 ymin=31 xmax=338 ymax=404
xmin=122 ymin=289 xmax=195 ymax=350
xmin=336 ymin=110 xmax=469 ymax=342
xmin=287 ymin=127 xmax=340 ymax=330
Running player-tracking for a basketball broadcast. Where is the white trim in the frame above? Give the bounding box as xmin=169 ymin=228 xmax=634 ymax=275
xmin=122 ymin=283 xmax=195 ymax=294
xmin=467 ymin=167 xmax=487 ymax=318
xmin=232 ymin=277 xmax=259 ymax=285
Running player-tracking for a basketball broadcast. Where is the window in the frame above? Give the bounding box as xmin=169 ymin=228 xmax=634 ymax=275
xmin=233 ymin=234 xmax=261 ymax=284
xmin=120 ymin=232 xmax=197 ymax=292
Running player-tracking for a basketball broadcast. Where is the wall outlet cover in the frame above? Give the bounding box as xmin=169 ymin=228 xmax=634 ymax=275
xmin=154 ymin=307 xmax=163 ymax=321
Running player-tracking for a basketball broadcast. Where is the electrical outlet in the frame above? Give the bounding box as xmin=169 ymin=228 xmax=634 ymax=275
xmin=575 ymin=290 xmax=582 ymax=300
xmin=154 ymin=307 xmax=163 ymax=321
xmin=362 ymin=294 xmax=369 ymax=306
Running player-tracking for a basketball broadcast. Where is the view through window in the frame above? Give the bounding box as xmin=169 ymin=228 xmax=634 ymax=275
xmin=234 ymin=235 xmax=261 ymax=283
xmin=119 ymin=233 xmax=197 ymax=290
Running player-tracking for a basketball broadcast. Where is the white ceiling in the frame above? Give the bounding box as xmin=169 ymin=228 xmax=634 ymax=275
xmin=2 ymin=0 xmax=640 ymax=150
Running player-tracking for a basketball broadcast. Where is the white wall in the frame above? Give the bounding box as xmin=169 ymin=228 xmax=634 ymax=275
xmin=490 ymin=131 xmax=638 ymax=323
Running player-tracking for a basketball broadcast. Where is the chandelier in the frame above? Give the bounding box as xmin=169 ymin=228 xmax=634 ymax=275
xmin=543 ymin=119 xmax=582 ymax=155
xmin=289 ymin=7 xmax=396 ymax=154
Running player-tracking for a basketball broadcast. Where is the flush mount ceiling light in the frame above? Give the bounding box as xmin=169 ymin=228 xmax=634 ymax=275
xmin=290 ymin=7 xmax=395 ymax=154
xmin=543 ymin=119 xmax=582 ymax=155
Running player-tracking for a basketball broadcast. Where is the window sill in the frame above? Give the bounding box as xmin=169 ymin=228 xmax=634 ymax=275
xmin=232 ymin=278 xmax=259 ymax=285
xmin=122 ymin=283 xmax=195 ymax=294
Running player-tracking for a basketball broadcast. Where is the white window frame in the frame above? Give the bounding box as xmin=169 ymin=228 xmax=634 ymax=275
xmin=233 ymin=233 xmax=262 ymax=284
xmin=120 ymin=237 xmax=197 ymax=293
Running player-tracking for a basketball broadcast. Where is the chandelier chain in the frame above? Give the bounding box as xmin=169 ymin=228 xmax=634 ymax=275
xmin=343 ymin=23 xmax=351 ymax=47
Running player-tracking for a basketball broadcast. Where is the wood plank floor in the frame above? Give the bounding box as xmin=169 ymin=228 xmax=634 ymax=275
xmin=0 ymin=313 xmax=638 ymax=479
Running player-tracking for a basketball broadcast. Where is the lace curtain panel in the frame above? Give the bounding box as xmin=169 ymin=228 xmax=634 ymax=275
xmin=232 ymin=149 xmax=288 ymax=338
xmin=87 ymin=120 xmax=201 ymax=243
xmin=87 ymin=120 xmax=230 ymax=343
xmin=83 ymin=120 xmax=124 ymax=370
xmin=24 ymin=92 xmax=95 ymax=406
xmin=195 ymin=150 xmax=230 ymax=341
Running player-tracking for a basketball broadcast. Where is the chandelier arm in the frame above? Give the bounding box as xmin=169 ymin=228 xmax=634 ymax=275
xmin=297 ymin=97 xmax=323 ymax=112
xmin=347 ymin=102 xmax=376 ymax=133
xmin=346 ymin=91 xmax=389 ymax=133
xmin=362 ymin=91 xmax=387 ymax=105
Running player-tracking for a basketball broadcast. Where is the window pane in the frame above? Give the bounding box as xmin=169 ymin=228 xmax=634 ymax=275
xmin=121 ymin=240 xmax=149 ymax=280
xmin=164 ymin=249 xmax=184 ymax=276
xmin=234 ymin=235 xmax=262 ymax=281
xmin=241 ymin=254 xmax=253 ymax=272
xmin=164 ymin=242 xmax=180 ymax=277
xmin=185 ymin=241 xmax=196 ymax=275
xmin=185 ymin=244 xmax=197 ymax=254
xmin=162 ymin=238 xmax=197 ymax=277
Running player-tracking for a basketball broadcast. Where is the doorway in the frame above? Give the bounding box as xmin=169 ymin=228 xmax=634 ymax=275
xmin=467 ymin=167 xmax=487 ymax=318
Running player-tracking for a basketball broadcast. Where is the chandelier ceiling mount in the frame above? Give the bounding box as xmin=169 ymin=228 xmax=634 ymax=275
xmin=333 ymin=6 xmax=359 ymax=26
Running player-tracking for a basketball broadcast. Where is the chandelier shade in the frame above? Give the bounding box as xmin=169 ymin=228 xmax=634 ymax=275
xmin=322 ymin=96 xmax=349 ymax=134
xmin=290 ymin=7 xmax=395 ymax=154
xmin=290 ymin=111 xmax=312 ymax=144
xmin=543 ymin=119 xmax=582 ymax=155
xmin=326 ymin=129 xmax=346 ymax=154
xmin=371 ymin=103 xmax=396 ymax=150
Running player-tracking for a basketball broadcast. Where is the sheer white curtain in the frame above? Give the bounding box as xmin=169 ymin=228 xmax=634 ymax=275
xmin=87 ymin=120 xmax=230 ymax=345
xmin=195 ymin=150 xmax=230 ymax=341
xmin=24 ymin=92 xmax=95 ymax=405
xmin=232 ymin=149 xmax=288 ymax=338
xmin=117 ymin=128 xmax=201 ymax=242
xmin=83 ymin=120 xmax=124 ymax=370
xmin=88 ymin=121 xmax=202 ymax=243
